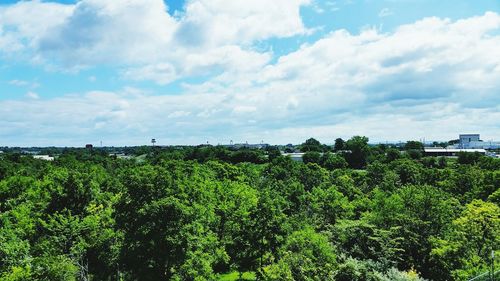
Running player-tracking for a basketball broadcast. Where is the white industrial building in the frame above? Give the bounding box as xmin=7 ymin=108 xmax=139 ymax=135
xmin=424 ymin=148 xmax=486 ymax=157
xmin=281 ymin=153 xmax=305 ymax=162
xmin=453 ymin=134 xmax=500 ymax=149
xmin=33 ymin=155 xmax=55 ymax=161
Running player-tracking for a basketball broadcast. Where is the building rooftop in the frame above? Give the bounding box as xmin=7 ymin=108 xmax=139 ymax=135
xmin=282 ymin=153 xmax=306 ymax=156
xmin=424 ymin=148 xmax=486 ymax=153
xmin=33 ymin=155 xmax=55 ymax=161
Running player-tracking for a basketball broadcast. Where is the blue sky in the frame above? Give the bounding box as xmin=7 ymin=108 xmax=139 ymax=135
xmin=1 ymin=0 xmax=500 ymax=146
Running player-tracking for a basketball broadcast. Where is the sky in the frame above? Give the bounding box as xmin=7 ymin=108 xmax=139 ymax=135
xmin=1 ymin=0 xmax=500 ymax=147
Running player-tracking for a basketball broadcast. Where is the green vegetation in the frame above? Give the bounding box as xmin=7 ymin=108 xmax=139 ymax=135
xmin=0 ymin=137 xmax=498 ymax=280
xmin=218 ymin=271 xmax=256 ymax=281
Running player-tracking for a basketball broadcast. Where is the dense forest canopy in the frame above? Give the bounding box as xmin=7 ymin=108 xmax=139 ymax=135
xmin=0 ymin=137 xmax=499 ymax=281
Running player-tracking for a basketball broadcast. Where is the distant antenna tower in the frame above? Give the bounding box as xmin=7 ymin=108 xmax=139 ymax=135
xmin=151 ymin=138 xmax=156 ymax=147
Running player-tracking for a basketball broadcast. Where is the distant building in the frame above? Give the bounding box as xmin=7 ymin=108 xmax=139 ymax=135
xmin=424 ymin=148 xmax=486 ymax=157
xmin=109 ymin=153 xmax=134 ymax=160
xmin=33 ymin=155 xmax=55 ymax=161
xmin=452 ymin=134 xmax=500 ymax=149
xmin=281 ymin=152 xmax=305 ymax=162
xmin=458 ymin=134 xmax=480 ymax=148
xmin=459 ymin=134 xmax=480 ymax=143
xmin=85 ymin=144 xmax=93 ymax=149
xmin=224 ymin=143 xmax=270 ymax=149
xmin=22 ymin=150 xmax=40 ymax=155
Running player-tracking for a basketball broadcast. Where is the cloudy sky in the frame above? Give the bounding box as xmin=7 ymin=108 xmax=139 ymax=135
xmin=1 ymin=0 xmax=499 ymax=146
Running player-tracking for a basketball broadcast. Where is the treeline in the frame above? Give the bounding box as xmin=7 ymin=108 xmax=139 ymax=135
xmin=0 ymin=137 xmax=499 ymax=280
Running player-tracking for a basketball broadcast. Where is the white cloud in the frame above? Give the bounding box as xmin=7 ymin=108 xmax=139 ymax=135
xmin=311 ymin=1 xmax=325 ymax=14
xmin=37 ymin=0 xmax=176 ymax=66
xmin=0 ymin=1 xmax=73 ymax=57
xmin=232 ymin=106 xmax=257 ymax=114
xmin=177 ymin=0 xmax=310 ymax=46
xmin=8 ymin=79 xmax=40 ymax=89
xmin=325 ymin=1 xmax=340 ymax=12
xmin=123 ymin=63 xmax=178 ymax=85
xmin=378 ymin=8 xmax=393 ymax=18
xmin=247 ymin=12 xmax=500 ymax=111
xmin=9 ymin=80 xmax=29 ymax=87
xmin=0 ymin=29 xmax=24 ymax=53
xmin=25 ymin=91 xmax=39 ymax=99
xmin=123 ymin=46 xmax=271 ymax=84
xmin=1 ymin=5 xmax=500 ymax=145
xmin=0 ymin=0 xmax=309 ymax=80
xmin=168 ymin=111 xmax=191 ymax=118
xmin=167 ymin=12 xmax=500 ymax=142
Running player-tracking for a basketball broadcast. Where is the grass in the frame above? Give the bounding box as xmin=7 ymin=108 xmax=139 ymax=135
xmin=218 ymin=271 xmax=256 ymax=281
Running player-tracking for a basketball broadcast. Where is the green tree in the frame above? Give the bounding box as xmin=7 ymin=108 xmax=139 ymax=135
xmin=267 ymin=146 xmax=282 ymax=162
xmin=320 ymin=152 xmax=348 ymax=170
xmin=334 ymin=258 xmax=381 ymax=281
xmin=404 ymin=141 xmax=424 ymax=150
xmin=302 ymin=152 xmax=321 ymax=165
xmin=300 ymin=138 xmax=322 ymax=152
xmin=457 ymin=152 xmax=483 ymax=165
xmin=308 ymin=185 xmax=352 ymax=229
xmin=331 ymin=219 xmax=403 ymax=268
xmin=344 ymin=136 xmax=370 ymax=169
xmin=262 ymin=228 xmax=337 ymax=281
xmin=390 ymin=159 xmax=423 ymax=186
xmin=385 ymin=148 xmax=401 ymax=163
xmin=368 ymin=185 xmax=461 ymax=279
xmin=431 ymin=200 xmax=500 ymax=280
xmin=334 ymin=138 xmax=345 ymax=152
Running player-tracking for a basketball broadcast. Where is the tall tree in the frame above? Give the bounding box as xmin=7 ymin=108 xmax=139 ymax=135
xmin=334 ymin=138 xmax=346 ymax=152
xmin=344 ymin=136 xmax=370 ymax=169
xmin=300 ymin=138 xmax=322 ymax=152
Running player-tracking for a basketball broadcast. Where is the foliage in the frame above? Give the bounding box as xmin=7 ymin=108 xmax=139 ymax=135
xmin=404 ymin=141 xmax=424 ymax=150
xmin=344 ymin=136 xmax=370 ymax=169
xmin=431 ymin=200 xmax=499 ymax=280
xmin=302 ymin=151 xmax=321 ymax=164
xmin=457 ymin=152 xmax=484 ymax=165
xmin=0 ymin=140 xmax=498 ymax=280
xmin=261 ymin=228 xmax=336 ymax=281
xmin=334 ymin=138 xmax=346 ymax=152
xmin=320 ymin=152 xmax=348 ymax=170
xmin=300 ymin=138 xmax=323 ymax=152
